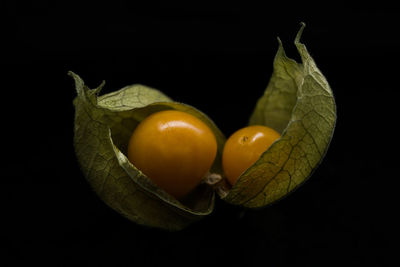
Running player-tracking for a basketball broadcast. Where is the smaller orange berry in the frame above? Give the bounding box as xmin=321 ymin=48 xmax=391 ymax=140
xmin=222 ymin=125 xmax=281 ymax=186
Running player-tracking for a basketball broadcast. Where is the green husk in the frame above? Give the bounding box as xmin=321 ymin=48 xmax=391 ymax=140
xmin=222 ymin=23 xmax=336 ymax=208
xmin=71 ymin=72 xmax=225 ymax=230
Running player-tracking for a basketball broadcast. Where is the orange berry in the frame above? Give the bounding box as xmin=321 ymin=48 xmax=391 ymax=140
xmin=222 ymin=125 xmax=280 ymax=186
xmin=127 ymin=110 xmax=217 ymax=199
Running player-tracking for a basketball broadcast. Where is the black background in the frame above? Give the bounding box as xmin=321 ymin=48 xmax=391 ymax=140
xmin=2 ymin=1 xmax=398 ymax=266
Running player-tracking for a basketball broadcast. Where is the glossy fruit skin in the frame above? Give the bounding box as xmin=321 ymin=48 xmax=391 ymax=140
xmin=222 ymin=125 xmax=281 ymax=186
xmin=127 ymin=110 xmax=217 ymax=199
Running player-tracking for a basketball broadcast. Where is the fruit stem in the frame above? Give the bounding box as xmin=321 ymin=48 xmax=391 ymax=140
xmin=202 ymin=173 xmax=230 ymax=198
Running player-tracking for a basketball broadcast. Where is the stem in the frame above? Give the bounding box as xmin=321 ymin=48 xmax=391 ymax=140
xmin=203 ymin=173 xmax=231 ymax=199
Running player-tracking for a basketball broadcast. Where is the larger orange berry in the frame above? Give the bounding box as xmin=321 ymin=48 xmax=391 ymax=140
xmin=127 ymin=110 xmax=217 ymax=199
